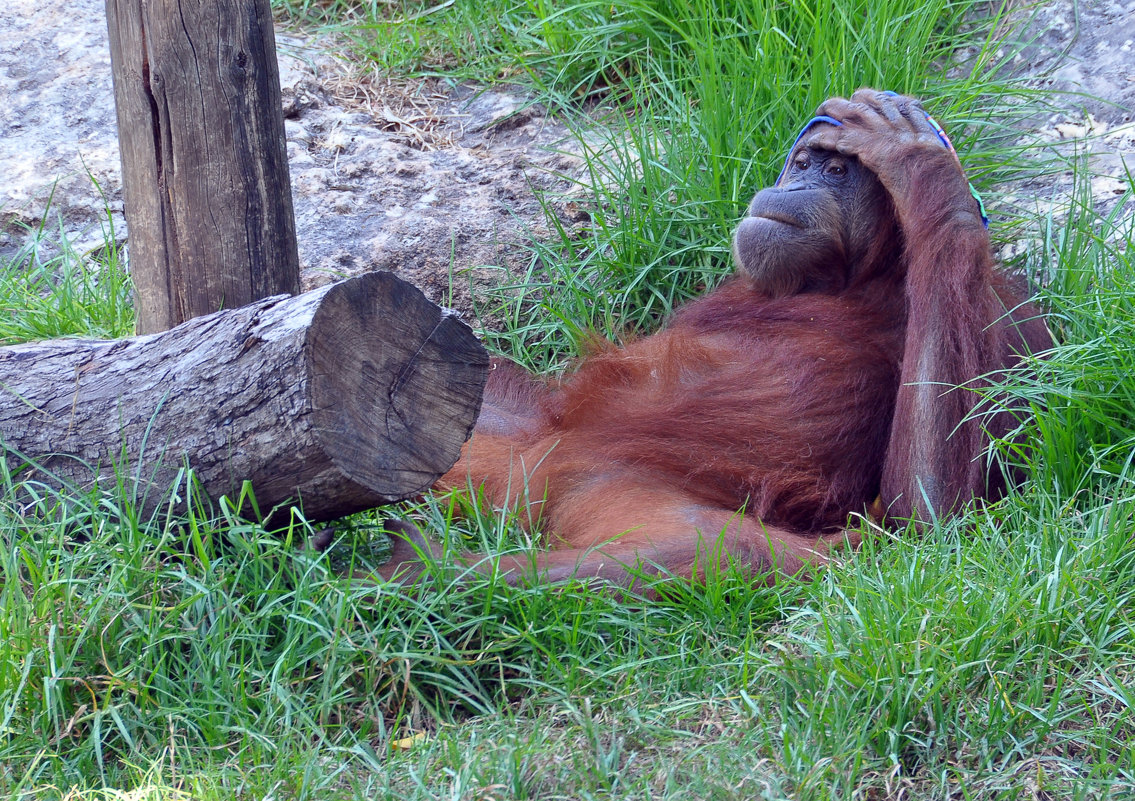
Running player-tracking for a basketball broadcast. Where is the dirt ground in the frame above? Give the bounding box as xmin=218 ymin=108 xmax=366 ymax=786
xmin=1 ymin=0 xmax=1131 ymax=317
xmin=1005 ymin=0 xmax=1134 ymax=224
xmin=1 ymin=0 xmax=588 ymax=316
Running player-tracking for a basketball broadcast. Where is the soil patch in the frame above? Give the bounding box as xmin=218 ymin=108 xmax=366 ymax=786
xmin=0 ymin=0 xmax=587 ymax=317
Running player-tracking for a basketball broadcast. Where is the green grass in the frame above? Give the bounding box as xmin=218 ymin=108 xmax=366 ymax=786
xmin=2 ymin=1 xmax=1133 ymax=798
xmin=0 ymin=201 xmax=132 ymax=344
xmin=278 ymin=0 xmax=1047 ymax=366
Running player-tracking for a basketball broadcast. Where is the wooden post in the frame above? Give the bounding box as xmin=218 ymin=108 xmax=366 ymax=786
xmin=105 ymin=0 xmax=301 ymax=335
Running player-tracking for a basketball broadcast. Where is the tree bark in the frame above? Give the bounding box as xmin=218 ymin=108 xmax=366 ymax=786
xmin=0 ymin=273 xmax=488 ymax=524
xmin=105 ymin=0 xmax=301 ymax=335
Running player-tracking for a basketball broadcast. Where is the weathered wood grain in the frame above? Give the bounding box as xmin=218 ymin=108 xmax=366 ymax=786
xmin=0 ymin=273 xmax=488 ymax=522
xmin=105 ymin=0 xmax=300 ymax=334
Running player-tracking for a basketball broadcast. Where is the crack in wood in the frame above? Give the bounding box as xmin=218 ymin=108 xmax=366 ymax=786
xmin=384 ymin=315 xmax=445 ymax=436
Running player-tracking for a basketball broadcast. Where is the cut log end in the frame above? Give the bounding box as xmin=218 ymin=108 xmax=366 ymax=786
xmin=1 ymin=272 xmax=488 ymax=525
xmin=308 ymin=272 xmax=489 ymax=501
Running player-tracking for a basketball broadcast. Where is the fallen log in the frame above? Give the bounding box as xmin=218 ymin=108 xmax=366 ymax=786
xmin=0 ymin=272 xmax=488 ymax=523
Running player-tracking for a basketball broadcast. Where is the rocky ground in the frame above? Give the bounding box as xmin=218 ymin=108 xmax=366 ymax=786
xmin=1005 ymin=0 xmax=1134 ymax=223
xmin=1 ymin=0 xmax=587 ymax=316
xmin=1 ymin=0 xmax=1131 ymax=318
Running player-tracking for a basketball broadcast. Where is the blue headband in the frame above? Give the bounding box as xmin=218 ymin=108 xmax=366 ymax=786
xmin=777 ymin=97 xmax=989 ymax=228
xmin=776 ymin=115 xmax=843 ymax=184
